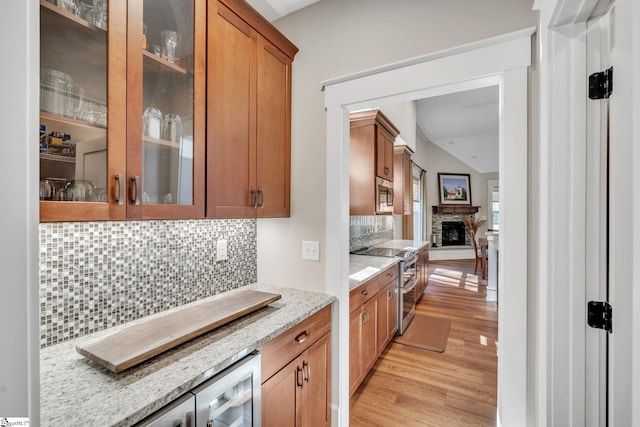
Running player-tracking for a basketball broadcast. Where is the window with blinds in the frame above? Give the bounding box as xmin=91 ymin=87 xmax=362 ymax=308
xmin=413 ymin=176 xmax=420 ymax=202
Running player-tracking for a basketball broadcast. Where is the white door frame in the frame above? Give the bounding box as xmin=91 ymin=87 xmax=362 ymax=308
xmin=535 ymin=0 xmax=639 ymax=424
xmin=323 ymin=28 xmax=534 ymax=426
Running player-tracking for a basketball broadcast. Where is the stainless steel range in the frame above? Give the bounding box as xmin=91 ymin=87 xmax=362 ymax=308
xmin=351 ymin=246 xmax=419 ymax=335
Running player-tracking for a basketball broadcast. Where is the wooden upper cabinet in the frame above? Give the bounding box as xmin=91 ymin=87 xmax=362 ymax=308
xmin=393 ymin=145 xmax=414 ymax=215
xmin=349 ymin=109 xmax=400 ymax=215
xmin=39 ymin=0 xmax=127 ymax=221
xmin=376 ymin=127 xmax=395 ymax=181
xmin=39 ymin=0 xmax=206 ymax=221
xmin=207 ymin=0 xmax=297 ymax=218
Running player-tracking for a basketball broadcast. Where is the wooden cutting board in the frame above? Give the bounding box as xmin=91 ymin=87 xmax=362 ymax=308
xmin=76 ymin=290 xmax=281 ymax=373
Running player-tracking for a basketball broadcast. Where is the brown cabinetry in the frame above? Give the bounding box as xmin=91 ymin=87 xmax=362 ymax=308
xmin=393 ymin=145 xmax=414 ymax=215
xmin=260 ymin=305 xmax=331 ymax=427
xmin=206 ymin=0 xmax=297 ymax=218
xmin=377 ymin=278 xmax=399 ymax=353
xmin=349 ymin=264 xmax=399 ymax=396
xmin=349 ymin=110 xmax=400 ymax=215
xmin=39 ymin=0 xmax=205 ymax=221
xmin=416 ymin=247 xmax=429 ymax=301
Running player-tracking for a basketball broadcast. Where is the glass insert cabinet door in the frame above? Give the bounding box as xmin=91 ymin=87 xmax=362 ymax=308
xmin=39 ymin=0 xmax=113 ymax=212
xmin=128 ymin=0 xmax=204 ymax=218
xmin=39 ymin=0 xmax=204 ymax=221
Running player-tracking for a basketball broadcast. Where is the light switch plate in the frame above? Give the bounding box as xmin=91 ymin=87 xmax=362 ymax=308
xmin=302 ymin=240 xmax=320 ymax=261
xmin=216 ymin=239 xmax=228 ymax=261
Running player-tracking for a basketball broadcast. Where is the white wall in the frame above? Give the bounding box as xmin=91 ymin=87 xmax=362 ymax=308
xmin=257 ymin=0 xmax=538 ymax=291
xmin=381 ymin=101 xmax=417 ymax=151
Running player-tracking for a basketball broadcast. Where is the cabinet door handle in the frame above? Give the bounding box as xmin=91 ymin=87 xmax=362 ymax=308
xmin=384 ymin=166 xmax=390 ymax=175
xmin=130 ymin=176 xmax=141 ymax=205
xmin=388 ymin=289 xmax=393 ymax=300
xmin=303 ymin=361 xmax=310 ymax=383
xmin=258 ymin=189 xmax=265 ymax=208
xmin=114 ymin=174 xmax=124 ymax=205
xmin=295 ymin=331 xmax=309 ymax=344
xmin=363 ymin=309 xmax=368 ymax=324
xmin=296 ymin=366 xmax=304 ymax=388
xmin=251 ymin=190 xmax=257 ymax=208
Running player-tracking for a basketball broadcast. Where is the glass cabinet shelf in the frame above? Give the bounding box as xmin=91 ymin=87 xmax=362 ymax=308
xmin=40 ymin=0 xmax=106 ymax=33
xmin=40 ymin=153 xmax=76 ymax=164
xmin=142 ymin=135 xmax=181 ymax=148
xmin=143 ymin=50 xmax=189 ymax=75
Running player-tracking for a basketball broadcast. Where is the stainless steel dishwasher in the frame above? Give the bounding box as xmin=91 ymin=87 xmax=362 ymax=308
xmin=136 ymin=352 xmax=261 ymax=427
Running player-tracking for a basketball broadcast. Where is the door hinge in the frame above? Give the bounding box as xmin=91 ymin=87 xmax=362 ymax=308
xmin=587 ymin=301 xmax=612 ymax=333
xmin=588 ymin=67 xmax=613 ymax=99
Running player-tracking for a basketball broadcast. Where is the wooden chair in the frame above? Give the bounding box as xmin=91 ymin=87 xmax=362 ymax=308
xmin=462 ymin=217 xmax=487 ymax=277
xmin=478 ymin=237 xmax=488 ymax=279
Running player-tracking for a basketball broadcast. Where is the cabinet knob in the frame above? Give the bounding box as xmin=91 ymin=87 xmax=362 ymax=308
xmin=361 ymin=289 xmax=368 ymax=297
xmin=384 ymin=167 xmax=390 ymax=175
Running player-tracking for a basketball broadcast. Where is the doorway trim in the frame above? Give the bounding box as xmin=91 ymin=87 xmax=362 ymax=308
xmin=323 ymin=28 xmax=534 ymax=426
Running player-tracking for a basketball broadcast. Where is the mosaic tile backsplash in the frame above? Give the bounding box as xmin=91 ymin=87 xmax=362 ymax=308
xmin=349 ymin=215 xmax=394 ymax=252
xmin=39 ymin=219 xmax=257 ymax=348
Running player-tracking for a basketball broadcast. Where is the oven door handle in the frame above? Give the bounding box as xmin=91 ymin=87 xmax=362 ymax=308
xmin=403 ymin=256 xmax=418 ymax=269
xmin=402 ymin=279 xmax=418 ymax=294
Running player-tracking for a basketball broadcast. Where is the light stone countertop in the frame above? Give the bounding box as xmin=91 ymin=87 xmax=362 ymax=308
xmin=373 ymin=239 xmax=430 ymax=252
xmin=39 ymin=283 xmax=335 ymax=427
xmin=348 ymin=240 xmax=430 ymax=291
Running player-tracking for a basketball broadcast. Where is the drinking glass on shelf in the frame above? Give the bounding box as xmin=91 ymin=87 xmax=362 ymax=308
xmin=161 ymin=113 xmax=182 ymax=144
xmin=161 ymin=31 xmax=181 ymax=64
xmin=148 ymin=44 xmax=162 ymax=57
xmin=143 ymin=107 xmax=162 ymax=139
xmin=58 ymin=0 xmax=78 ymax=15
xmin=79 ymin=3 xmax=93 ymax=22
xmin=92 ymin=0 xmax=107 ymax=29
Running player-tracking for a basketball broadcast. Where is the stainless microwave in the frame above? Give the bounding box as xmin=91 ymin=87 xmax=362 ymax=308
xmin=376 ymin=177 xmax=394 ymax=214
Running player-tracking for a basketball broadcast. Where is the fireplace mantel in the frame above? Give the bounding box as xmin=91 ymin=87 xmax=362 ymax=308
xmin=432 ymin=205 xmax=480 ymax=215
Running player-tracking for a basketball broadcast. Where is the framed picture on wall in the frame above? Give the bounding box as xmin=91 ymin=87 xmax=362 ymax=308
xmin=438 ymin=173 xmax=472 ymax=205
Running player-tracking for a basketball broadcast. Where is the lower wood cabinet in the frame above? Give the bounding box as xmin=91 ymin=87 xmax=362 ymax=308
xmin=349 ymin=264 xmax=399 ymax=396
xmin=349 ymin=287 xmax=378 ymax=396
xmin=260 ymin=305 xmax=331 ymax=427
xmin=377 ymin=279 xmax=398 ymax=353
xmin=416 ymin=247 xmax=429 ymax=301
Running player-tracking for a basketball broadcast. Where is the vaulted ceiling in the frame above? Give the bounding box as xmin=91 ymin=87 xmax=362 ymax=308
xmin=416 ymin=86 xmax=499 ymax=174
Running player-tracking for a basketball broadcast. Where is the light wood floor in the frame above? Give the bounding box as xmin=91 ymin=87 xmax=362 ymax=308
xmin=350 ymin=259 xmax=498 ymax=427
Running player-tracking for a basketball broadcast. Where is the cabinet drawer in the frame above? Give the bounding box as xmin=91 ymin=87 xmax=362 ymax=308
xmin=260 ymin=305 xmax=331 ymax=383
xmin=349 ymin=276 xmax=379 ymax=313
xmin=378 ymin=264 xmax=399 ymax=290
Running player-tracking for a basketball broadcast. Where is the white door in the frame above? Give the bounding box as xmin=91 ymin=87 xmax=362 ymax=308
xmin=586 ymin=2 xmax=635 ymax=425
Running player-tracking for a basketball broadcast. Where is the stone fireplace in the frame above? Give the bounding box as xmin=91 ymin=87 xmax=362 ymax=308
xmin=431 ymin=205 xmax=480 ymax=248
xmin=442 ymin=221 xmax=467 ymax=246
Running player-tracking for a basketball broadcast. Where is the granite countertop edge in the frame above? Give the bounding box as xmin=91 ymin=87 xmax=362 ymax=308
xmin=39 ymin=283 xmax=335 ymax=427
xmin=348 ymin=239 xmax=430 ymax=291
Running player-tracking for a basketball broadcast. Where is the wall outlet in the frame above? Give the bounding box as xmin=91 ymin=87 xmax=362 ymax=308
xmin=216 ymin=239 xmax=228 ymax=261
xmin=302 ymin=240 xmax=320 ymax=261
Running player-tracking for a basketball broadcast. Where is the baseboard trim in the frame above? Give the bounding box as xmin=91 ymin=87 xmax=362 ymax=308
xmin=429 ymin=248 xmax=474 ymax=261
